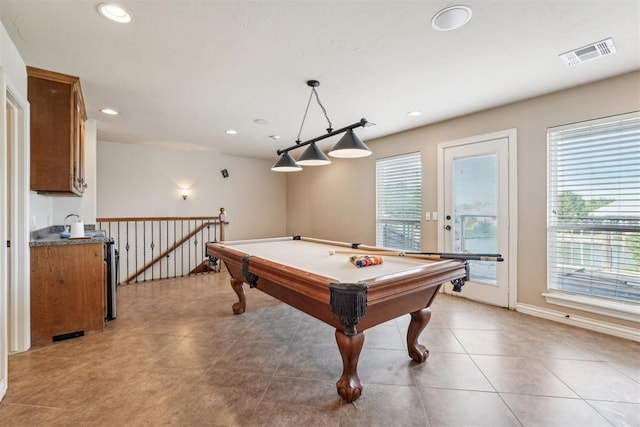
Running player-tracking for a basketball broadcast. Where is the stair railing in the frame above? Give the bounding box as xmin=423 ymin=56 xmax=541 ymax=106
xmin=96 ymin=208 xmax=227 ymax=285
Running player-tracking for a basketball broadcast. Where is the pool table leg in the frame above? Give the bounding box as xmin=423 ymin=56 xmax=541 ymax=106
xmin=407 ymin=307 xmax=432 ymax=363
xmin=229 ymin=276 xmax=246 ymax=314
xmin=335 ymin=330 xmax=364 ymax=402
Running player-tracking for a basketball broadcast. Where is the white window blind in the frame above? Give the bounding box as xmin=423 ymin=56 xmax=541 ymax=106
xmin=376 ymin=152 xmax=422 ymax=251
xmin=547 ymin=111 xmax=640 ymax=303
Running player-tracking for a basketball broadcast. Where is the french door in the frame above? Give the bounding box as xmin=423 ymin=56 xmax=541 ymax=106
xmin=438 ymin=130 xmax=517 ymax=308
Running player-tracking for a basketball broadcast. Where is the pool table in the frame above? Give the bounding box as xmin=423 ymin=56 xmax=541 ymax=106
xmin=206 ymin=236 xmax=468 ymax=402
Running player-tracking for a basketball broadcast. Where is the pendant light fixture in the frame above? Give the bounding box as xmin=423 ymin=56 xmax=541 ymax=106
xmin=271 ymin=80 xmax=374 ymax=172
xmin=328 ymin=129 xmax=372 ymax=158
xmin=271 ymin=152 xmax=303 ymax=172
xmin=297 ymin=143 xmax=331 ymax=166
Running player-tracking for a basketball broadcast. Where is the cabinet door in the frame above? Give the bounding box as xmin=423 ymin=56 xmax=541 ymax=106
xmin=28 ymin=77 xmax=73 ymax=193
xmin=30 ymin=244 xmax=105 ymax=346
xmin=27 ymin=67 xmax=86 ymax=196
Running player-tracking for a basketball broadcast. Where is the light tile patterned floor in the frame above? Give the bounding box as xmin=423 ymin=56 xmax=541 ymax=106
xmin=1 ymin=272 xmax=638 ymax=426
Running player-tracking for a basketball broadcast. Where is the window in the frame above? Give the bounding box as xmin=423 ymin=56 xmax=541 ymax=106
xmin=376 ymin=152 xmax=422 ymax=251
xmin=547 ymin=112 xmax=640 ymax=314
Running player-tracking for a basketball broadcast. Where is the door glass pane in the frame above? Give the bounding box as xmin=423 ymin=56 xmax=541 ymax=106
xmin=453 ymin=154 xmax=498 ymax=282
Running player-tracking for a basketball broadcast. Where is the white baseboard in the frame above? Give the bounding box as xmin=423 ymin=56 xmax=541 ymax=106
xmin=517 ymin=303 xmax=640 ymax=342
xmin=0 ymin=378 xmax=6 ymax=401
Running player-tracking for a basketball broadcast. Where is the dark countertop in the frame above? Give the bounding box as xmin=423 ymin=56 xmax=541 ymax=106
xmin=30 ymin=225 xmax=110 ymax=247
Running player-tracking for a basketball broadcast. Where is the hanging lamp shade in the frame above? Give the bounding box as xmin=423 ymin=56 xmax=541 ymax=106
xmin=271 ymin=152 xmax=302 ymax=172
xmin=328 ymin=129 xmax=372 ymax=158
xmin=269 ymin=79 xmax=375 ymax=172
xmin=296 ymin=143 xmax=332 ymax=166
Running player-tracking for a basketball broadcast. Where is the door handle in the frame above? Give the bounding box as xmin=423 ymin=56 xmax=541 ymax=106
xmin=445 ymin=225 xmax=451 ymax=231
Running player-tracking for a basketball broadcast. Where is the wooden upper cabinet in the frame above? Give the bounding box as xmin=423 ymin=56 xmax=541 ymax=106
xmin=28 ymin=66 xmax=87 ymax=196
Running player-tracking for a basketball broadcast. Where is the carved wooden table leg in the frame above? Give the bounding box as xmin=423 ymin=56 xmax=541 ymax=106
xmin=407 ymin=307 xmax=432 ymax=363
xmin=230 ymin=276 xmax=246 ymax=314
xmin=335 ymin=330 xmax=364 ymax=402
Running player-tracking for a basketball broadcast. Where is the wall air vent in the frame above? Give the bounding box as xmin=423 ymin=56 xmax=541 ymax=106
xmin=559 ymin=38 xmax=617 ymax=67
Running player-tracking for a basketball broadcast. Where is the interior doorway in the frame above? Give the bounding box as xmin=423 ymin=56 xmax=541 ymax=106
xmin=0 ymin=69 xmax=31 ymax=401
xmin=437 ymin=129 xmax=518 ymax=308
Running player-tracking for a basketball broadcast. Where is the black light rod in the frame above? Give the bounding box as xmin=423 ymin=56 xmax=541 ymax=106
xmin=276 ymin=118 xmax=370 ymax=155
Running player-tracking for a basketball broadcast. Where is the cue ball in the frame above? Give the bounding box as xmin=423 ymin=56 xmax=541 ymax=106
xmin=329 ymin=249 xmax=336 ymax=255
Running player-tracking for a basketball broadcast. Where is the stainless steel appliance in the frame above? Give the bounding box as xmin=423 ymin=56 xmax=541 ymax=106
xmin=105 ymin=238 xmax=118 ymax=320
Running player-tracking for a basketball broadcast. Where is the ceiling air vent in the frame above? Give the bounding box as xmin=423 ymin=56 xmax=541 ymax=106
xmin=559 ymin=38 xmax=617 ymax=67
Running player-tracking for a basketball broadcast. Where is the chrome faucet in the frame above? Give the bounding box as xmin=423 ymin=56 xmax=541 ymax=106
xmin=64 ymin=213 xmax=80 ymax=232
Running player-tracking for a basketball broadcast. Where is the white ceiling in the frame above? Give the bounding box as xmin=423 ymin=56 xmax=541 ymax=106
xmin=1 ymin=1 xmax=639 ymax=160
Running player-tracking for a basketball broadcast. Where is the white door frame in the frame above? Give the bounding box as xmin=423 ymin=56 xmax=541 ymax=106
xmin=0 ymin=69 xmax=7 ymax=400
xmin=0 ymin=69 xmax=31 ymax=375
xmin=437 ymin=128 xmax=518 ymax=308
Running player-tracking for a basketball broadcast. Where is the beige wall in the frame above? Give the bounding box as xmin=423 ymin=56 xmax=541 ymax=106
xmin=286 ymin=71 xmax=640 ymax=327
xmin=97 ymin=141 xmax=287 ymax=241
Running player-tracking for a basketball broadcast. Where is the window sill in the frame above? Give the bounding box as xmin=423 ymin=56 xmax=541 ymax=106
xmin=542 ymin=291 xmax=640 ymax=323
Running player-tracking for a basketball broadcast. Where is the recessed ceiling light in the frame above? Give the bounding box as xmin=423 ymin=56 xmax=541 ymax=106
xmin=269 ymin=135 xmax=281 ymax=140
xmin=431 ymin=5 xmax=472 ymax=31
xmin=225 ymin=129 xmax=238 ymax=135
xmin=253 ymin=118 xmax=270 ymax=125
xmin=100 ymin=108 xmax=119 ymax=115
xmin=97 ymin=3 xmax=132 ymax=24
xmin=408 ymin=111 xmax=422 ymax=117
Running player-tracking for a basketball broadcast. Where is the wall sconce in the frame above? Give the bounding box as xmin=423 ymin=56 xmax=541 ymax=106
xmin=180 ymin=188 xmax=190 ymax=200
xmin=271 ymin=80 xmax=375 ymax=172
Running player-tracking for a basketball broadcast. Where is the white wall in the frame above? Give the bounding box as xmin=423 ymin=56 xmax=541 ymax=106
xmin=0 ymin=24 xmax=25 ymax=92
xmin=29 ymin=193 xmax=51 ymax=231
xmin=0 ymin=22 xmax=50 ymax=233
xmin=96 ymin=142 xmax=287 ymax=240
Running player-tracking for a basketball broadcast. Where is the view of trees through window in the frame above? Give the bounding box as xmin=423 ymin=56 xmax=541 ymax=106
xmin=555 ymin=191 xmax=640 ymax=272
xmin=548 ymin=112 xmax=640 ymax=303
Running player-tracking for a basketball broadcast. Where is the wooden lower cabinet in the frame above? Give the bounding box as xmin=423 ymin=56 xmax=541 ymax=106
xmin=30 ymin=243 xmax=105 ymax=347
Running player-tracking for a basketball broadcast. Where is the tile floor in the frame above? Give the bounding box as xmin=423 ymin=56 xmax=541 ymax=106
xmin=1 ymin=272 xmax=639 ymax=426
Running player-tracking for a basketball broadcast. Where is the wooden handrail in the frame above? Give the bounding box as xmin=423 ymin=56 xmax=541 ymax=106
xmin=124 ymin=220 xmax=215 ymax=284
xmin=97 ymin=208 xmax=227 ymax=243
xmin=97 ymin=216 xmax=224 ymax=222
